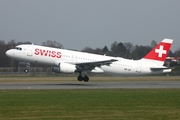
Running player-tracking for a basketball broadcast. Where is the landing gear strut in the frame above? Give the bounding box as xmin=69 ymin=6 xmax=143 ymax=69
xmin=18 ymin=62 xmax=30 ymax=73
xmin=77 ymin=72 xmax=89 ymax=82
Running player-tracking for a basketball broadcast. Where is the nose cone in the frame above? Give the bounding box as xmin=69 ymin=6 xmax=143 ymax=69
xmin=6 ymin=50 xmax=13 ymax=58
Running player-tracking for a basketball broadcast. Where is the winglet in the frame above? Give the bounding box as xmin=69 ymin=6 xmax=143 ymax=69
xmin=143 ymin=38 xmax=173 ymax=62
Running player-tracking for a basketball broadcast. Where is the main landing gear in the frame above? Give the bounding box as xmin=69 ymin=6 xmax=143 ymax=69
xmin=77 ymin=72 xmax=89 ymax=82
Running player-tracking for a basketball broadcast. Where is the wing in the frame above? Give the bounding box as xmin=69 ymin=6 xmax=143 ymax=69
xmin=75 ymin=59 xmax=118 ymax=71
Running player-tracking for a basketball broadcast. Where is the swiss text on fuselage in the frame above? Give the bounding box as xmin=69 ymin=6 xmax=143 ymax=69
xmin=34 ymin=48 xmax=62 ymax=58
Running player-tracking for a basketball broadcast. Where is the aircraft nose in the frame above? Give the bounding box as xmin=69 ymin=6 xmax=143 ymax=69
xmin=6 ymin=50 xmax=13 ymax=57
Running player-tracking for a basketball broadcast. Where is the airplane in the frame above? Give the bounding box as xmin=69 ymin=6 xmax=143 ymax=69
xmin=6 ymin=38 xmax=173 ymax=82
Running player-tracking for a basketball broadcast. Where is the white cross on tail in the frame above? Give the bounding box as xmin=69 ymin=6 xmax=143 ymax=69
xmin=155 ymin=45 xmax=167 ymax=58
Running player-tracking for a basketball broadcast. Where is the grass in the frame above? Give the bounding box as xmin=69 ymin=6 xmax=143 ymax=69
xmin=0 ymin=89 xmax=180 ymax=120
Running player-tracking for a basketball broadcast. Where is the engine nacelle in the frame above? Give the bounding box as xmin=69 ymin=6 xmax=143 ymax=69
xmin=52 ymin=62 xmax=76 ymax=73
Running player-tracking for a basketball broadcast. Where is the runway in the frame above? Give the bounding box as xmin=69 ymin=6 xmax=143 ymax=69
xmin=0 ymin=81 xmax=180 ymax=90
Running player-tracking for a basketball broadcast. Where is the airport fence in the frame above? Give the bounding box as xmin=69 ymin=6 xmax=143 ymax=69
xmin=0 ymin=67 xmax=50 ymax=73
xmin=0 ymin=67 xmax=55 ymax=76
xmin=0 ymin=67 xmax=109 ymax=77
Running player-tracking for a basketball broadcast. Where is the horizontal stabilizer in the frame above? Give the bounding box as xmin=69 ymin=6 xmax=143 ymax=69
xmin=150 ymin=67 xmax=172 ymax=73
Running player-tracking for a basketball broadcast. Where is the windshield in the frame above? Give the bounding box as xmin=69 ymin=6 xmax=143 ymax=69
xmin=15 ymin=47 xmax=22 ymax=51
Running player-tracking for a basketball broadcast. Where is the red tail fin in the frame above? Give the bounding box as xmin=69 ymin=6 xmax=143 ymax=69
xmin=144 ymin=39 xmax=173 ymax=61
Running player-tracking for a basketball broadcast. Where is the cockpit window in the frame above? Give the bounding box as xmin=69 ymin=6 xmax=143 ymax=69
xmin=15 ymin=47 xmax=22 ymax=51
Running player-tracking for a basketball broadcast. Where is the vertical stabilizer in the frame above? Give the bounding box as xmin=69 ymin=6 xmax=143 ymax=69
xmin=143 ymin=38 xmax=173 ymax=65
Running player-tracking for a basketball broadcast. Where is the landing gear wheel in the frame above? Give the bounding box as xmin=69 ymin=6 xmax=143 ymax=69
xmin=24 ymin=69 xmax=29 ymax=73
xmin=77 ymin=75 xmax=83 ymax=81
xmin=83 ymin=75 xmax=89 ymax=82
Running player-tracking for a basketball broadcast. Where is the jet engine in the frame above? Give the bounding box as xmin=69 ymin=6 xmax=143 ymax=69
xmin=52 ymin=62 xmax=76 ymax=73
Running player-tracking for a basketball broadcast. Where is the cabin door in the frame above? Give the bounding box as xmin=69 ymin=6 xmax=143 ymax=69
xmin=27 ymin=46 xmax=33 ymax=56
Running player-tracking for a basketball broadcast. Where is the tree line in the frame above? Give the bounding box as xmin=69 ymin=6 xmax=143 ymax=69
xmin=0 ymin=39 xmax=180 ymax=67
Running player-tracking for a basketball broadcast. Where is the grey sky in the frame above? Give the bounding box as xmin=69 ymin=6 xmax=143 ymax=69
xmin=0 ymin=0 xmax=180 ymax=52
